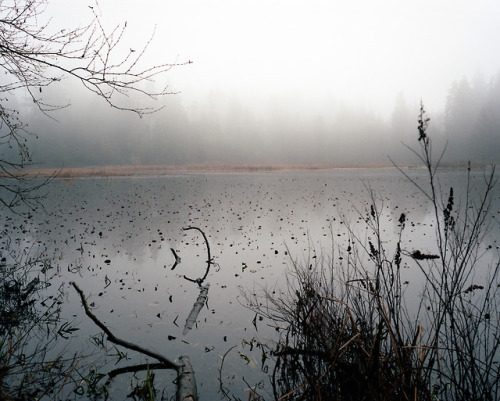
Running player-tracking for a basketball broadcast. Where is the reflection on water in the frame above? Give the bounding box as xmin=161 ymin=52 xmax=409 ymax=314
xmin=1 ymin=168 xmax=499 ymax=399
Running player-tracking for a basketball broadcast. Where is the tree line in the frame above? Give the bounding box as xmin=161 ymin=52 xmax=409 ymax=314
xmin=18 ymin=71 xmax=500 ymax=169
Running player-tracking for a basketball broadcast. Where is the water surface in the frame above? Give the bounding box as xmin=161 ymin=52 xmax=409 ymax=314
xmin=3 ymin=167 xmax=499 ymax=399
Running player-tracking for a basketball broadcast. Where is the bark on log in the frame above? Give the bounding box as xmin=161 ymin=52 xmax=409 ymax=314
xmin=183 ymin=284 xmax=210 ymax=335
xmin=176 ymin=355 xmax=198 ymax=401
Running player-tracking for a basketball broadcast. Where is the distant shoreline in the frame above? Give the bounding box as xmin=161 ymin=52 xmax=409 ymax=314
xmin=4 ymin=163 xmax=391 ymax=178
xmin=2 ymin=162 xmax=479 ymax=179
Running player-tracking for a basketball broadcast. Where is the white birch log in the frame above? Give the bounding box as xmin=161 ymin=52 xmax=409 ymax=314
xmin=176 ymin=355 xmax=198 ymax=401
xmin=182 ymin=284 xmax=210 ymax=335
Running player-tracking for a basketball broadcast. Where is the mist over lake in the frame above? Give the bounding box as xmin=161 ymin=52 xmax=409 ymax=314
xmin=2 ymin=167 xmax=498 ymax=399
xmin=2 ymin=0 xmax=500 ymax=399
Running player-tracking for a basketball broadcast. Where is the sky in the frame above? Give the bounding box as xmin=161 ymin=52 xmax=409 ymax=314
xmin=22 ymin=0 xmax=500 ymax=166
xmin=47 ymin=0 xmax=500 ymax=116
xmin=124 ymin=1 xmax=498 ymax=109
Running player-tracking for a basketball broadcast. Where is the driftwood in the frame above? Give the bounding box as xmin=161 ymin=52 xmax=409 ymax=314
xmin=183 ymin=284 xmax=210 ymax=335
xmin=182 ymin=226 xmax=213 ymax=285
xmin=72 ymin=282 xmax=199 ymax=400
xmin=175 ymin=355 xmax=198 ymax=401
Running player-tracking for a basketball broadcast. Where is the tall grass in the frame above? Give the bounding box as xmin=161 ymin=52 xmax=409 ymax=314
xmin=0 ymin=235 xmax=81 ymax=400
xmin=247 ymin=104 xmax=499 ymax=400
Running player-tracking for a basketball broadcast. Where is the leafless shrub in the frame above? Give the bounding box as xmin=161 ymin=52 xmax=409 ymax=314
xmin=246 ymin=103 xmax=499 ymax=400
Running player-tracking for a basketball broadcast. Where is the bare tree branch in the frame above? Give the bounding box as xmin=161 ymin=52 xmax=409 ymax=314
xmin=0 ymin=0 xmax=190 ymax=210
xmin=182 ymin=226 xmax=213 ymax=285
xmin=72 ymin=282 xmax=180 ymax=371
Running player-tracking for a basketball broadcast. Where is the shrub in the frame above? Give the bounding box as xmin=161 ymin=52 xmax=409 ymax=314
xmin=247 ymin=103 xmax=499 ymax=400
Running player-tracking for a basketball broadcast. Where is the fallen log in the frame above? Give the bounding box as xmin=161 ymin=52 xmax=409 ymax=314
xmin=183 ymin=284 xmax=210 ymax=335
xmin=175 ymin=355 xmax=198 ymax=401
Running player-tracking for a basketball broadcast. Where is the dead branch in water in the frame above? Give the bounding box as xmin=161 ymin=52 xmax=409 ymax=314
xmin=183 ymin=284 xmax=210 ymax=335
xmin=175 ymin=355 xmax=198 ymax=401
xmin=72 ymin=282 xmax=200 ymax=400
xmin=72 ymin=282 xmax=180 ymax=370
xmin=171 ymin=247 xmax=182 ymax=270
xmin=107 ymin=362 xmax=170 ymax=381
xmin=182 ymin=226 xmax=213 ymax=285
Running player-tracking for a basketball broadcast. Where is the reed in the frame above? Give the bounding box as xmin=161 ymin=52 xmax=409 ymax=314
xmin=247 ymin=103 xmax=499 ymax=400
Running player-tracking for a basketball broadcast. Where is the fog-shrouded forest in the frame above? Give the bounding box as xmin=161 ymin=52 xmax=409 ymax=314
xmin=2 ymin=2 xmax=500 ymax=400
xmin=2 ymin=0 xmax=499 ymax=170
xmin=13 ymin=70 xmax=499 ymax=169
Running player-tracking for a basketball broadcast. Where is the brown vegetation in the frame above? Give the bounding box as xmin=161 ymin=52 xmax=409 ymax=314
xmin=4 ymin=163 xmax=398 ymax=179
xmin=245 ymin=104 xmax=500 ymax=401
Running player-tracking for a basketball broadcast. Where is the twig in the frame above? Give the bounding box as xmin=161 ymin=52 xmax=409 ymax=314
xmin=171 ymin=248 xmax=181 ymax=270
xmin=218 ymin=345 xmax=237 ymax=400
xmin=107 ymin=362 xmax=171 ymax=381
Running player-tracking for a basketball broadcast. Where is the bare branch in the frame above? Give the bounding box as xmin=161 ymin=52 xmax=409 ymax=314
xmin=182 ymin=226 xmax=214 ymax=285
xmin=71 ymin=282 xmax=180 ymax=371
xmin=0 ymin=0 xmax=191 ymax=210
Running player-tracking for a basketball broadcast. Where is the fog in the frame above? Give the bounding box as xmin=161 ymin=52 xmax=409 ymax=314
xmin=13 ymin=0 xmax=500 ymax=167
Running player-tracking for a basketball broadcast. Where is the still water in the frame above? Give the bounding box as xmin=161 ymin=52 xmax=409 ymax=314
xmin=2 ymin=167 xmax=499 ymax=399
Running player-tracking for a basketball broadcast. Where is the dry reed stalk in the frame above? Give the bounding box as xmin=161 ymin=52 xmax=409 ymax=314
xmin=277 ymin=382 xmax=307 ymax=400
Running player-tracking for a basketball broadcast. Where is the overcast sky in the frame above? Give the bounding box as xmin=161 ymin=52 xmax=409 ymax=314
xmin=27 ymin=0 xmax=500 ymax=167
xmin=50 ymin=0 xmax=500 ymax=118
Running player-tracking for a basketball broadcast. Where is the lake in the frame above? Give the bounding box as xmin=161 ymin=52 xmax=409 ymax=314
xmin=2 ymin=167 xmax=499 ymax=400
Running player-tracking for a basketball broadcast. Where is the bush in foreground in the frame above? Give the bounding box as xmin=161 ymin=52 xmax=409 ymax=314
xmin=247 ymin=104 xmax=499 ymax=400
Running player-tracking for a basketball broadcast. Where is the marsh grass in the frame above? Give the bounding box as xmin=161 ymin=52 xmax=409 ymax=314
xmin=0 ymin=234 xmax=82 ymax=400
xmin=247 ymin=104 xmax=500 ymax=400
